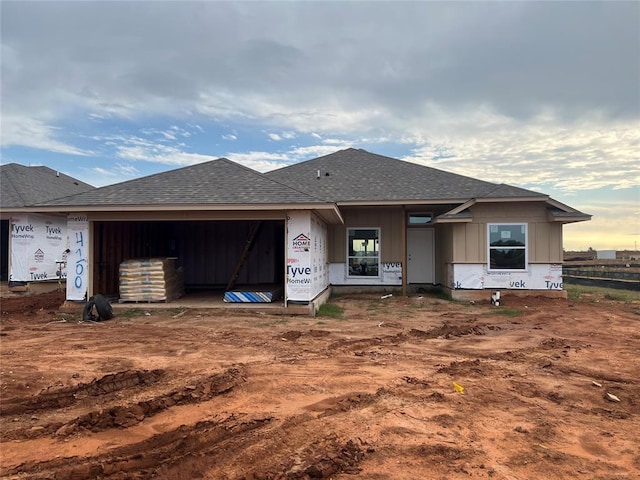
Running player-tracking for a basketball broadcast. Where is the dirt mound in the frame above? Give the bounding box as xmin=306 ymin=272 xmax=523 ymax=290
xmin=409 ymin=322 xmax=486 ymax=338
xmin=0 ymin=290 xmax=66 ymax=315
xmin=437 ymin=359 xmax=490 ymax=376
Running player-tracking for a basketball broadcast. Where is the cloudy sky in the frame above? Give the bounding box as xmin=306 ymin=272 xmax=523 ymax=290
xmin=1 ymin=1 xmax=638 ymax=251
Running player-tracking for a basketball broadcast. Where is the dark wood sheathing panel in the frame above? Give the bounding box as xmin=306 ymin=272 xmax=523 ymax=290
xmin=1 ymin=220 xmax=9 ymax=282
xmin=93 ymin=220 xmax=284 ymax=295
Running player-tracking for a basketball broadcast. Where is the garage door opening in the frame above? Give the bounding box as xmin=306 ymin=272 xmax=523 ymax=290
xmin=93 ymin=220 xmax=285 ymax=304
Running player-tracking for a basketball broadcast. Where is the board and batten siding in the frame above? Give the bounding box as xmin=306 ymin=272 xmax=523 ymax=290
xmin=327 ymin=207 xmax=403 ymax=264
xmin=451 ymin=202 xmax=563 ymax=264
xmin=435 ymin=223 xmax=453 ymax=284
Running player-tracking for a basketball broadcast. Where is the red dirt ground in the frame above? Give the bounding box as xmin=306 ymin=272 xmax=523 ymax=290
xmin=1 ymin=290 xmax=639 ymax=479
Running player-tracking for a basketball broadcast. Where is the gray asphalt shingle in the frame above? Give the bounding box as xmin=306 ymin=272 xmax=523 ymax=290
xmin=267 ymin=148 xmax=546 ymax=202
xmin=1 ymin=163 xmax=94 ymax=208
xmin=39 ymin=158 xmax=326 ymax=206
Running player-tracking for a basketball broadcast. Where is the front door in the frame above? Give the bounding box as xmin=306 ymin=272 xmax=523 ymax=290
xmin=407 ymin=228 xmax=434 ymax=284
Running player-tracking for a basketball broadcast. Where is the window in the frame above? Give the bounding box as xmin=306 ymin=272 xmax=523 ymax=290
xmin=408 ymin=213 xmax=433 ymax=225
xmin=488 ymin=223 xmax=527 ymax=271
xmin=348 ymin=228 xmax=380 ymax=276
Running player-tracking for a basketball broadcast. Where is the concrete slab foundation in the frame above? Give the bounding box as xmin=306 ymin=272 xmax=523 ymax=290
xmin=446 ymin=288 xmax=568 ymax=302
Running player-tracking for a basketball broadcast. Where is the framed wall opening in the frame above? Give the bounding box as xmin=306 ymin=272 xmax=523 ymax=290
xmin=92 ymin=219 xmax=285 ymax=299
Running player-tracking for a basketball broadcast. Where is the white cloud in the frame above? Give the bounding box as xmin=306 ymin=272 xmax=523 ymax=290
xmin=402 ymin=118 xmax=640 ymax=193
xmin=102 ymin=134 xmax=216 ymax=166
xmin=79 ymin=163 xmax=142 ymax=187
xmin=267 ymin=131 xmax=297 ymax=141
xmin=225 ymin=151 xmax=291 ymax=172
xmin=115 ymin=143 xmax=217 ymax=166
xmin=321 ymin=138 xmax=352 ymax=146
xmin=139 ymin=125 xmax=198 ymax=142
xmin=1 ymin=115 xmax=93 ymax=156
xmin=290 ymin=145 xmax=347 ymax=158
xmin=225 ymin=144 xmax=350 ymax=172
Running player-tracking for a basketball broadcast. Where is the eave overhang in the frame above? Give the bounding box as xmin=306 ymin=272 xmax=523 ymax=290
xmin=336 ymin=198 xmax=471 ymax=207
xmin=2 ymin=202 xmax=344 ymax=225
xmin=546 ymin=209 xmax=592 ymax=224
xmin=475 ymin=195 xmax=550 ymax=203
xmin=546 ymin=198 xmax=592 ymax=224
xmin=434 ymin=195 xmax=592 ymax=225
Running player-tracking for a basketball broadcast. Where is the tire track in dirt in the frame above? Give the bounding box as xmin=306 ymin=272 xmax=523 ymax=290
xmin=169 ymin=388 xmax=378 ymax=478
xmin=326 ymin=322 xmax=495 ymax=353
xmin=3 ymin=414 xmax=273 ymax=480
xmin=3 ymin=367 xmax=246 ymax=441
xmin=4 ymin=387 xmax=375 ymax=479
xmin=1 ymin=369 xmax=165 ymax=416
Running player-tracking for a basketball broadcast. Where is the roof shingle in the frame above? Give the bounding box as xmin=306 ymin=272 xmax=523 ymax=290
xmin=1 ymin=163 xmax=95 ymax=208
xmin=267 ymin=148 xmax=546 ymax=202
xmin=39 ymin=158 xmax=327 ymax=207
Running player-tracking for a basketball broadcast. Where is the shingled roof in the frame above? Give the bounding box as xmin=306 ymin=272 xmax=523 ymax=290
xmin=38 ymin=158 xmax=328 ymax=207
xmin=1 ymin=163 xmax=94 ymax=208
xmin=267 ymin=148 xmax=546 ymax=203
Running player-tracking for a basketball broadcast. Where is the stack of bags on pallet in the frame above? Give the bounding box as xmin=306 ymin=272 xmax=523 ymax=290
xmin=119 ymin=257 xmax=184 ymax=302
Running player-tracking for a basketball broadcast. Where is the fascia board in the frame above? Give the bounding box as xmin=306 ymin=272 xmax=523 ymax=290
xmin=4 ymin=203 xmax=344 ymax=224
xmin=546 ymin=212 xmax=593 ymax=223
xmin=434 ymin=216 xmax=473 ymax=224
xmin=336 ymin=198 xmax=471 ymax=207
xmin=442 ymin=199 xmax=476 ymax=216
xmin=16 ymin=202 xmax=333 ymax=212
xmin=475 ymin=196 xmax=549 ymax=203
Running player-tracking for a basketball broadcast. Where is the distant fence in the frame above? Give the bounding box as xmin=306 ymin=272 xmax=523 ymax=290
xmin=562 ymin=273 xmax=640 ymax=292
xmin=562 ymin=268 xmax=640 ymax=282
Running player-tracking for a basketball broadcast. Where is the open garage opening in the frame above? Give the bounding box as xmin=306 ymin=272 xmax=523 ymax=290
xmin=92 ymin=220 xmax=286 ymax=303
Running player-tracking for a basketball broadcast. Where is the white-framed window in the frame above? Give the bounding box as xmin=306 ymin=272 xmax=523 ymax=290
xmin=347 ymin=228 xmax=380 ymax=277
xmin=488 ymin=223 xmax=528 ymax=271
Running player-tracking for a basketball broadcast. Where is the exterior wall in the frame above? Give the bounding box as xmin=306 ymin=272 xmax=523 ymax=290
xmin=310 ymin=212 xmax=329 ymax=299
xmin=327 ymin=207 xmax=403 ymax=264
xmin=449 ymin=263 xmax=563 ymax=290
xmin=286 ymin=211 xmax=329 ymax=302
xmin=452 ymin=202 xmax=562 ymax=264
xmin=9 ymin=213 xmax=68 ymax=283
xmin=68 ymin=214 xmax=90 ymax=300
xmin=435 ymin=223 xmax=453 ymax=286
xmin=327 ymin=205 xmax=457 ymax=287
xmin=448 ymin=201 xmax=565 ymax=292
xmin=329 ymin=262 xmax=403 ymax=286
xmin=327 ymin=206 xmax=403 ymax=286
